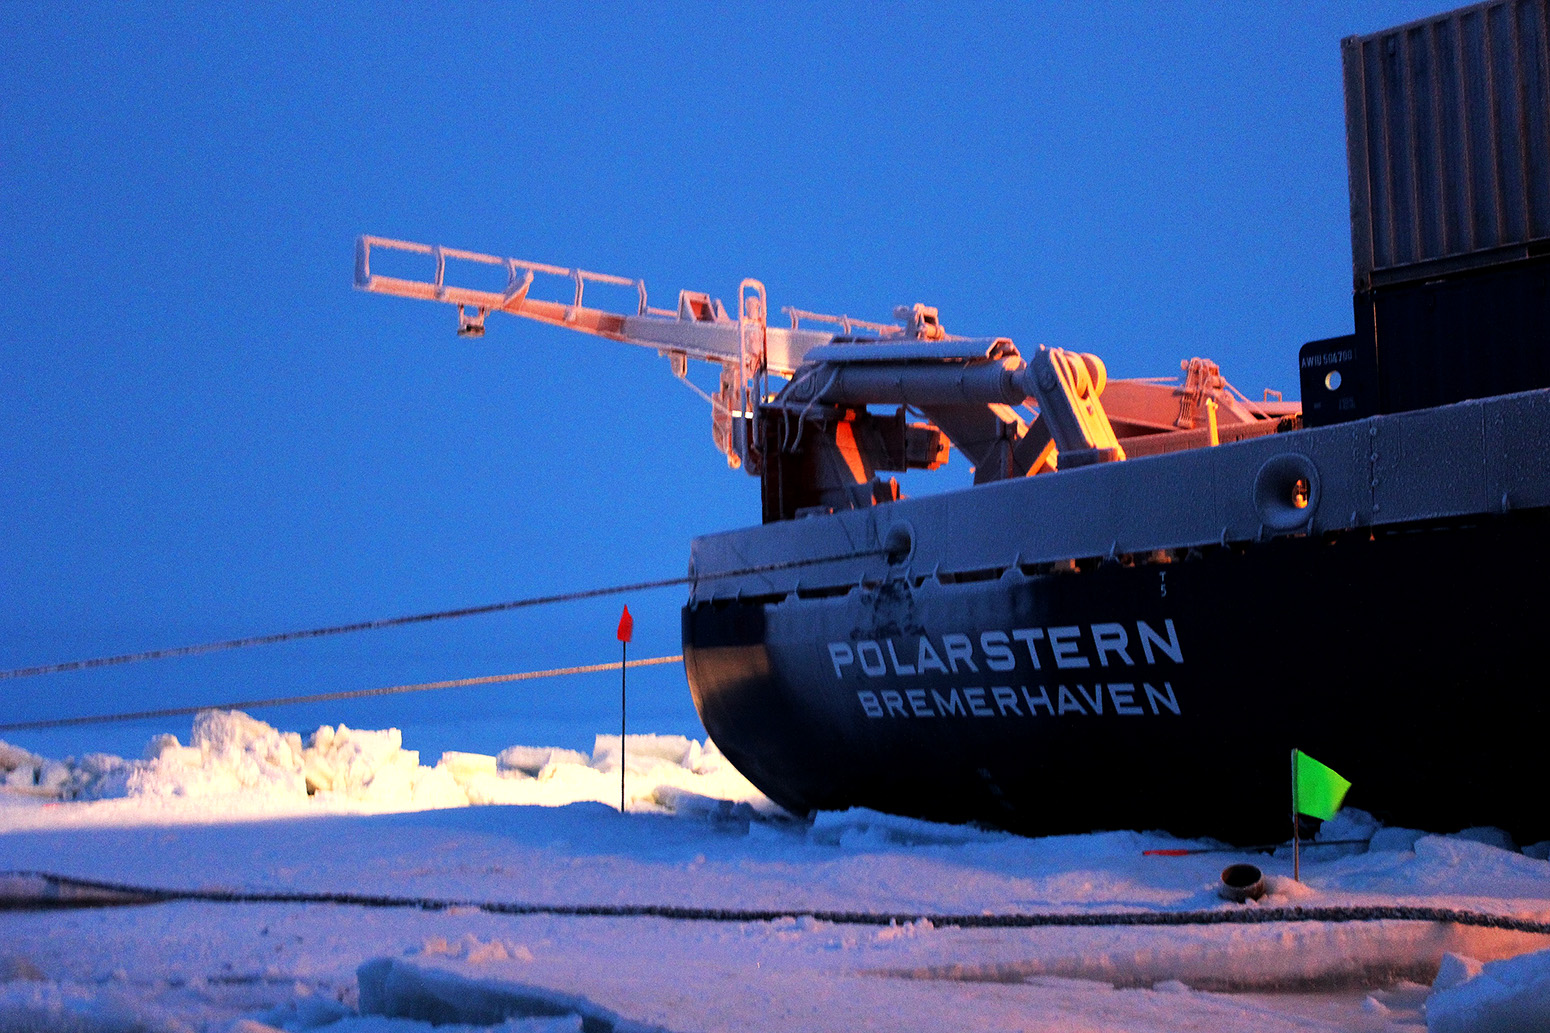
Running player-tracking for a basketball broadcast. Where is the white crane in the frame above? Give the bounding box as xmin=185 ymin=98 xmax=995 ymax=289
xmin=356 ymin=235 xmax=1296 ymax=522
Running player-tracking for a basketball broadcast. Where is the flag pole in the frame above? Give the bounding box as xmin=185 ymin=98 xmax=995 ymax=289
xmin=616 ymin=605 xmax=633 ymax=816
xmin=620 ymin=636 xmax=627 ymax=814
xmin=1291 ymin=748 xmax=1300 ymax=883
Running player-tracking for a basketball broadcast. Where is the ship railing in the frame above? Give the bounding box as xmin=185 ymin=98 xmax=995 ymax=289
xmin=781 ymin=306 xmax=903 ymax=336
xmin=355 ymin=235 xmax=675 ymax=327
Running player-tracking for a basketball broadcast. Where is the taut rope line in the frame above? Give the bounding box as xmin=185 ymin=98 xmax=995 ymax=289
xmin=0 ymin=549 xmax=883 ymax=682
xmin=0 ymin=656 xmax=684 ymax=733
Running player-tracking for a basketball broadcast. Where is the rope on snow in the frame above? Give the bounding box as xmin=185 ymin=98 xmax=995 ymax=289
xmin=6 ymin=870 xmax=1549 ymax=935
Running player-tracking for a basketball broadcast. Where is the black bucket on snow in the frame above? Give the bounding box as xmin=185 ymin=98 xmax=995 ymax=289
xmin=1218 ymin=863 xmax=1266 ymax=903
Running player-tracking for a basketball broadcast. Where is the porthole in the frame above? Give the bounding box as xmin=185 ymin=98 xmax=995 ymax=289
xmin=1253 ymin=454 xmax=1320 ymax=531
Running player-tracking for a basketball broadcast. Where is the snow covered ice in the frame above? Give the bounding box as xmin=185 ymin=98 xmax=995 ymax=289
xmin=1424 ymin=947 xmax=1550 ymax=1032
xmin=2 ymin=711 xmax=1549 ymax=1032
xmin=0 ymin=711 xmax=769 ymax=823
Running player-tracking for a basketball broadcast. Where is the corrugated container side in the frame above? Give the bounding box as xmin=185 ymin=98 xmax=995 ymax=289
xmin=1344 ymin=0 xmax=1550 ymax=286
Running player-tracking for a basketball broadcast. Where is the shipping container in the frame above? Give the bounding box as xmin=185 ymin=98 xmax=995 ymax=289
xmin=1343 ymin=0 xmax=1549 ymax=288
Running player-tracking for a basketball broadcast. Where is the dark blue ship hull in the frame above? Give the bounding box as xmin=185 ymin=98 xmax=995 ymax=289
xmin=685 ymin=509 xmax=1550 ymax=844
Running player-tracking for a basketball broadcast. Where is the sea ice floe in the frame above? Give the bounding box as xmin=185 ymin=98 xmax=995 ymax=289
xmin=0 ymin=711 xmax=770 ymax=818
xmin=1426 ymin=946 xmax=1550 ymax=1033
xmin=357 ymin=958 xmax=645 ymax=1032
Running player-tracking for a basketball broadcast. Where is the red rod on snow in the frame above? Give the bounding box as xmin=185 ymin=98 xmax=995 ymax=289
xmin=617 ymin=606 xmax=634 ymax=814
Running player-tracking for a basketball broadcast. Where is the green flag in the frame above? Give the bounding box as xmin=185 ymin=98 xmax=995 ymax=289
xmin=1293 ymin=749 xmax=1351 ymax=820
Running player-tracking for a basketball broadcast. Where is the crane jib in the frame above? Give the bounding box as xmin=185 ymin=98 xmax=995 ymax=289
xmin=354 ymin=233 xmax=1295 ymax=509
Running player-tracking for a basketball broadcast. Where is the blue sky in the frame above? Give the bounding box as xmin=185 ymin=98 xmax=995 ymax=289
xmin=1 ymin=2 xmax=1446 ymax=759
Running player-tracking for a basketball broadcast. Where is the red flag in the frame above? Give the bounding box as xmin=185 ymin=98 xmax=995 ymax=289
xmin=616 ymin=606 xmax=634 ymax=643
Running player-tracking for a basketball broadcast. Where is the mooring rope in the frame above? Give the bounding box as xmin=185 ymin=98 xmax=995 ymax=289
xmin=6 ymin=871 xmax=1550 ymax=934
xmin=0 ymin=548 xmax=883 ymax=682
xmin=0 ymin=655 xmax=684 ymax=733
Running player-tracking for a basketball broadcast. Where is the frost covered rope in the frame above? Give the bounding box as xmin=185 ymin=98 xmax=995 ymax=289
xmin=0 ymin=548 xmax=884 ymax=682
xmin=6 ymin=871 xmax=1550 ymax=935
xmin=0 ymin=656 xmax=682 ymax=732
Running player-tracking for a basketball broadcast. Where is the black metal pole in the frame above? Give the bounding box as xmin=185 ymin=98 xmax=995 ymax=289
xmin=613 ymin=639 xmax=620 ymax=806
xmin=1291 ymin=748 xmax=1300 ymax=882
